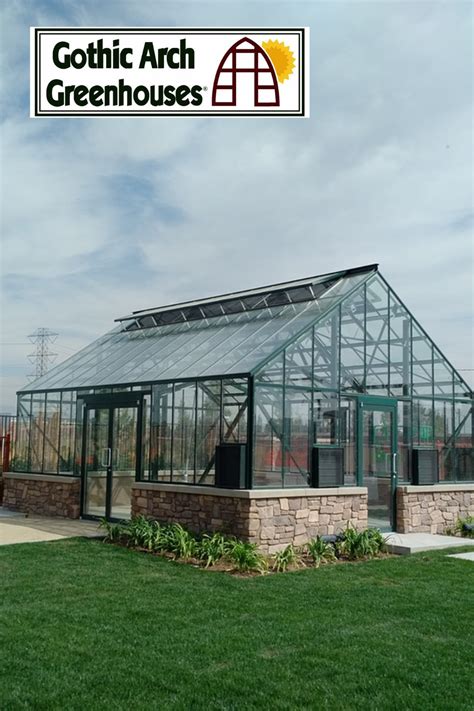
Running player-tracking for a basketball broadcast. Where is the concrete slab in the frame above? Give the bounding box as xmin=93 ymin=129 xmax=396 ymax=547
xmin=0 ymin=509 xmax=101 ymax=546
xmin=447 ymin=552 xmax=474 ymax=562
xmin=384 ymin=532 xmax=474 ymax=555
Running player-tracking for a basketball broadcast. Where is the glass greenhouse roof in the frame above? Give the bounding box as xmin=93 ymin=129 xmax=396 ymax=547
xmin=20 ymin=266 xmax=376 ymax=392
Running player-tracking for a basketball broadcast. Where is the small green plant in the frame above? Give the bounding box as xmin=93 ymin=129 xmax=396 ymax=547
xmin=124 ymin=515 xmax=152 ymax=548
xmin=227 ymin=540 xmax=267 ymax=574
xmin=306 ymin=537 xmax=336 ymax=568
xmin=336 ymin=526 xmax=384 ymax=560
xmin=99 ymin=518 xmax=126 ymax=543
xmin=366 ymin=527 xmax=386 ymax=553
xmin=197 ymin=532 xmax=231 ymax=567
xmin=272 ymin=544 xmax=301 ymax=573
xmin=166 ymin=523 xmax=198 ymax=560
xmin=452 ymin=515 xmax=474 ymax=539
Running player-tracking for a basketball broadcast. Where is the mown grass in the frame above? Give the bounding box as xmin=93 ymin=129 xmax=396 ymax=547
xmin=1 ymin=538 xmax=473 ymax=710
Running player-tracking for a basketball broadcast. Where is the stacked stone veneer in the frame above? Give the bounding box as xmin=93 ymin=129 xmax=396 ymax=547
xmin=132 ymin=483 xmax=368 ymax=553
xmin=3 ymin=473 xmax=81 ymax=519
xmin=397 ymin=484 xmax=474 ymax=534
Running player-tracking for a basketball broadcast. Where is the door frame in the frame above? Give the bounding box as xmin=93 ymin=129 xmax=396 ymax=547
xmin=80 ymin=392 xmax=145 ymax=521
xmin=356 ymin=395 xmax=398 ymax=531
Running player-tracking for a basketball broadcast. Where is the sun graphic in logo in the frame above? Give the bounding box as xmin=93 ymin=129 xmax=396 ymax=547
xmin=262 ymin=39 xmax=296 ymax=83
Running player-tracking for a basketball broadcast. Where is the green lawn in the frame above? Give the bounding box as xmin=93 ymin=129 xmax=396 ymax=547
xmin=1 ymin=539 xmax=473 ymax=711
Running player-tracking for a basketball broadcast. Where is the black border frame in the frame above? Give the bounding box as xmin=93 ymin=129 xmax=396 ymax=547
xmin=33 ymin=27 xmax=308 ymax=117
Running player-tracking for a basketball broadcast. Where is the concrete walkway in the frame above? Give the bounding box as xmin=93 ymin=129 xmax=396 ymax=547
xmin=384 ymin=531 xmax=474 ymax=555
xmin=447 ymin=552 xmax=474 ymax=562
xmin=0 ymin=508 xmax=101 ymax=546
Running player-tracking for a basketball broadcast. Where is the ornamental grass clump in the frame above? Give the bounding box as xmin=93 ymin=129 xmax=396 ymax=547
xmin=165 ymin=523 xmax=198 ymax=560
xmin=336 ymin=526 xmax=385 ymax=560
xmin=227 ymin=540 xmax=268 ymax=574
xmin=272 ymin=544 xmax=303 ymax=573
xmin=305 ymin=536 xmax=337 ymax=568
xmin=99 ymin=518 xmax=127 ymax=544
xmin=196 ymin=532 xmax=231 ymax=568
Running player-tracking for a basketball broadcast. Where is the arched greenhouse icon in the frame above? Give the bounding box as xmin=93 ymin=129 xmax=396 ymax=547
xmin=212 ymin=37 xmax=280 ymax=107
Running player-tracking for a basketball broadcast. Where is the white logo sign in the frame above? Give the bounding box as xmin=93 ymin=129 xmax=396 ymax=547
xmin=31 ymin=28 xmax=309 ymax=117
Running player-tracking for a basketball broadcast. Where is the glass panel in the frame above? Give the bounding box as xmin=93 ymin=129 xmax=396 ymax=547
xmin=365 ymin=278 xmax=389 ymax=396
xmin=362 ymin=408 xmax=393 ymax=529
xmin=313 ymin=392 xmax=338 ymax=445
xmin=412 ymin=326 xmax=433 ymax=396
xmin=433 ymin=349 xmax=454 ymax=397
xmin=150 ymin=383 xmax=173 ymax=482
xmin=110 ymin=406 xmax=137 ymax=519
xmin=285 ymin=332 xmax=313 ymax=389
xmin=313 ymin=312 xmax=339 ymax=390
xmin=222 ymin=379 xmax=248 ymax=443
xmin=59 ymin=391 xmax=76 ymax=473
xmin=453 ymin=401 xmax=473 ymax=481
xmin=434 ymin=399 xmax=452 ymax=482
xmin=340 ymin=397 xmax=356 ymax=485
xmin=454 ymin=375 xmax=470 ymax=398
xmin=74 ymin=398 xmax=85 ymax=476
xmin=254 ymin=384 xmax=283 ymax=487
xmin=43 ymin=393 xmax=61 ymax=473
xmin=397 ymin=400 xmax=411 ymax=481
xmin=141 ymin=394 xmax=151 ymax=480
xmin=14 ymin=394 xmax=31 ymax=472
xmin=256 ymin=352 xmax=284 ymax=384
xmin=340 ymin=288 xmax=366 ymax=394
xmin=283 ymin=388 xmax=310 ymax=486
xmin=195 ymin=381 xmax=220 ymax=485
xmin=21 ymin=271 xmax=375 ymax=392
xmin=30 ymin=394 xmax=46 ymax=472
xmin=173 ymin=382 xmax=197 ymax=484
xmin=389 ymin=293 xmax=411 ymax=397
xmin=412 ymin=399 xmax=434 ymax=447
xmin=83 ymin=408 xmax=109 ymax=518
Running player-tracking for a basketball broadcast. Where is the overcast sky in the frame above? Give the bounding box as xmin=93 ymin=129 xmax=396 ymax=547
xmin=0 ymin=0 xmax=473 ymax=412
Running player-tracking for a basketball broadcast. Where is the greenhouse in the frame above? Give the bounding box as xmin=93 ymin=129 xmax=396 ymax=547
xmin=5 ymin=264 xmax=473 ymax=545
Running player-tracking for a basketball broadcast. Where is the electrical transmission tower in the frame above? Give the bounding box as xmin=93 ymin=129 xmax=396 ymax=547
xmin=28 ymin=328 xmax=58 ymax=381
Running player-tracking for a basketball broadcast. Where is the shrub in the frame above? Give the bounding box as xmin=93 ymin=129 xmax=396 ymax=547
xmin=227 ymin=540 xmax=267 ymax=574
xmin=306 ymin=537 xmax=336 ymax=567
xmin=272 ymin=544 xmax=302 ymax=573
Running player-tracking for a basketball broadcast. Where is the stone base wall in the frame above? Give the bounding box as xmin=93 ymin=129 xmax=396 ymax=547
xmin=3 ymin=473 xmax=81 ymax=519
xmin=132 ymin=484 xmax=368 ymax=553
xmin=397 ymin=484 xmax=474 ymax=534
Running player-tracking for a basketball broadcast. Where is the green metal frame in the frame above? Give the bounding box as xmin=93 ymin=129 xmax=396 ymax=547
xmin=14 ymin=269 xmax=473 ymax=492
xmin=356 ymin=395 xmax=398 ymax=530
xmin=80 ymin=392 xmax=144 ymax=521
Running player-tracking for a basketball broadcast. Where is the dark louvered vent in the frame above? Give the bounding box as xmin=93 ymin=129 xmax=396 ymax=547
xmin=215 ymin=444 xmax=247 ymax=489
xmin=311 ymin=447 xmax=344 ymax=487
xmin=412 ymin=449 xmax=439 ymax=485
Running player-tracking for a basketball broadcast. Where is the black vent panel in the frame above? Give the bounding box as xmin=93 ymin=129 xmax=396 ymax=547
xmin=311 ymin=447 xmax=344 ymax=488
xmin=412 ymin=449 xmax=439 ymax=485
xmin=215 ymin=444 xmax=247 ymax=489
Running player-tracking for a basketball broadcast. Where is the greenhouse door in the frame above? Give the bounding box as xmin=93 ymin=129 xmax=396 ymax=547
xmin=81 ymin=395 xmax=142 ymax=520
xmin=357 ymin=397 xmax=398 ymax=531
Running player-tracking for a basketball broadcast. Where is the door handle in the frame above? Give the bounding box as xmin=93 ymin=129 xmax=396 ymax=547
xmin=101 ymin=447 xmax=111 ymax=468
xmin=392 ymin=452 xmax=397 ymax=475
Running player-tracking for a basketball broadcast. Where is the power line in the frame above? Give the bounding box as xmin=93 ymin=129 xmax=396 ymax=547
xmin=1 ymin=342 xmax=76 ymax=352
xmin=27 ymin=328 xmax=58 ymax=381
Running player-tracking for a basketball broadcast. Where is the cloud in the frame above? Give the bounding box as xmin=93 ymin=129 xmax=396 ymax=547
xmin=0 ymin=0 xmax=472 ymax=412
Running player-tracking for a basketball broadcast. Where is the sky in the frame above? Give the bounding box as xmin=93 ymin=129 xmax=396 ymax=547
xmin=0 ymin=0 xmax=473 ymax=413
